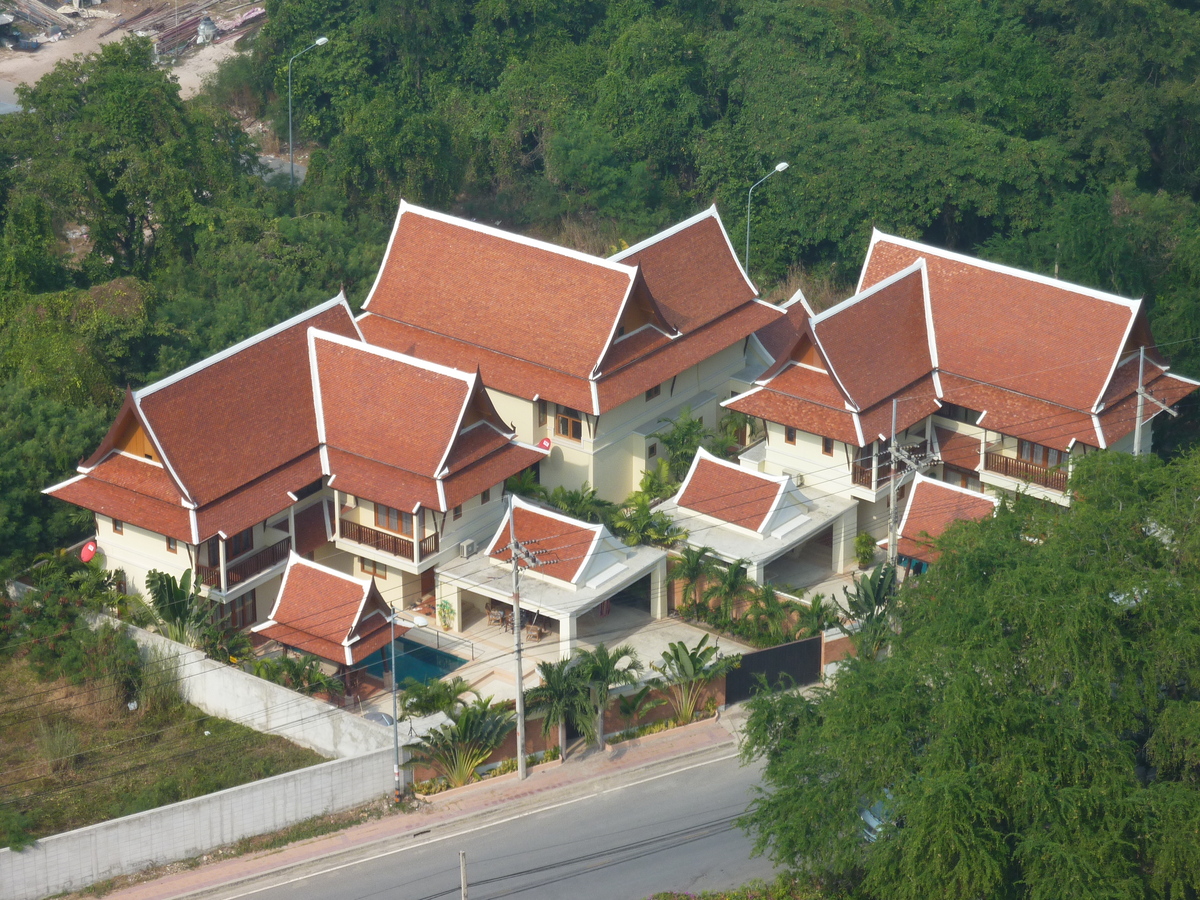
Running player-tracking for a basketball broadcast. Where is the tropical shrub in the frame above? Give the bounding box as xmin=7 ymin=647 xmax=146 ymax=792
xmin=408 ymin=696 xmax=516 ymax=788
xmin=651 ymin=634 xmax=739 ymax=724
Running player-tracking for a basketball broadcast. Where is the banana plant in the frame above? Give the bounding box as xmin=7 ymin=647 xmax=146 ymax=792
xmin=651 ymin=634 xmax=739 ymax=724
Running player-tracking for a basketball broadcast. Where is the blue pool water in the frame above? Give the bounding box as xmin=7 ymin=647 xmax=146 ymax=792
xmin=363 ymin=636 xmax=466 ymax=684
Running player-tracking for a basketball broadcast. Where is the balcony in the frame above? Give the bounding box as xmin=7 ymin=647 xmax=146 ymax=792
xmin=983 ymin=452 xmax=1068 ymax=492
xmin=341 ymin=519 xmax=440 ymax=563
xmin=850 ymin=463 xmax=894 ymax=490
xmin=197 ymin=537 xmax=292 ymax=589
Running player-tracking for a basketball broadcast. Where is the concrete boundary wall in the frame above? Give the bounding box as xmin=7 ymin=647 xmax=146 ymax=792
xmin=104 ymin=616 xmax=392 ymax=759
xmin=0 ymin=748 xmax=394 ymax=900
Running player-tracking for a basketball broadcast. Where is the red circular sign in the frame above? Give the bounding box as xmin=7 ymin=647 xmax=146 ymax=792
xmin=80 ymin=540 xmax=98 ymax=563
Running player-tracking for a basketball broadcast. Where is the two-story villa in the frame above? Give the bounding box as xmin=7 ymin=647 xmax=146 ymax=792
xmin=727 ymin=231 xmax=1200 ymax=537
xmin=356 ymin=202 xmax=782 ymax=502
xmin=44 ymin=297 xmax=544 ymax=625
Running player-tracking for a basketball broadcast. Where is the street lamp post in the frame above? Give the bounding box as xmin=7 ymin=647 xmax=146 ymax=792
xmin=288 ymin=36 xmax=329 ymax=190
xmin=389 ymin=610 xmax=400 ymax=804
xmin=745 ymin=161 xmax=789 ymax=274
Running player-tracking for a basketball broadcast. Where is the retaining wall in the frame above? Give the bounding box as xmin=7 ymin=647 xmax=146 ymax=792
xmin=0 ymin=748 xmax=394 ymax=900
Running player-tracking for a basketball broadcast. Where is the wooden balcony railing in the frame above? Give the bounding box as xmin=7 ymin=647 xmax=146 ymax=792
xmin=340 ymin=519 xmax=439 ymax=562
xmin=196 ymin=536 xmax=291 ymax=590
xmin=984 ymin=452 xmax=1068 ymax=492
xmin=850 ymin=463 xmax=894 ymax=490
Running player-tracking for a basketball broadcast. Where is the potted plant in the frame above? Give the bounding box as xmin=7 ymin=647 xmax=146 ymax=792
xmin=855 ymin=532 xmax=877 ymax=569
xmin=437 ymin=597 xmax=454 ymax=631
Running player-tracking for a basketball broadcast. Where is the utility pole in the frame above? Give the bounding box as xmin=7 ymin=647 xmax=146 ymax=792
xmin=459 ymin=850 xmax=468 ymax=900
xmin=507 ymin=496 xmax=542 ymax=781
xmin=886 ymin=398 xmax=933 ymax=566
xmin=1132 ymin=345 xmax=1178 ymax=457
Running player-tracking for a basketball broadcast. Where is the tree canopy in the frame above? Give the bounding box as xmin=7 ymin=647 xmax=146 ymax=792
xmin=739 ymin=450 xmax=1200 ymax=899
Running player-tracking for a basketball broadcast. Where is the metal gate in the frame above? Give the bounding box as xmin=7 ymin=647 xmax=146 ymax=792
xmin=725 ymin=635 xmax=821 ymax=704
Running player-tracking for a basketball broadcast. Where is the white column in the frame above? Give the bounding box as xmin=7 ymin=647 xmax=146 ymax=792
xmin=832 ymin=508 xmax=857 ymax=573
xmin=746 ymin=561 xmax=765 ymax=585
xmin=288 ymin=504 xmax=296 ymax=552
xmin=559 ymin=615 xmax=578 ymax=661
xmin=218 ymin=538 xmax=228 ymax=593
xmin=436 ymin=578 xmax=464 ymax=632
xmin=649 ymin=557 xmax=669 ymax=619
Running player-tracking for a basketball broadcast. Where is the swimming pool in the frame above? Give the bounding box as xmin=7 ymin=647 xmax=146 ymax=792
xmin=363 ymin=636 xmax=467 ymax=684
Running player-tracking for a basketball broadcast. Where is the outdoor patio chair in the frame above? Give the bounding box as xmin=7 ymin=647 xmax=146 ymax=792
xmin=526 ymin=624 xmax=544 ymax=642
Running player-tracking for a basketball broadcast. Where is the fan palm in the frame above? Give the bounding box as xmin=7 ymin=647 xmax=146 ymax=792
xmin=703 ymin=558 xmax=753 ymax=625
xmin=505 ymin=467 xmax=545 ymax=500
xmin=638 ymin=458 xmax=679 ymax=502
xmin=743 ymin=583 xmax=799 ymax=644
xmin=669 ymin=546 xmax=719 ymax=617
xmin=574 ymin=643 xmax=642 ymax=750
xmin=524 ymin=657 xmax=589 ymax=758
xmin=611 ymin=494 xmax=687 ymax=547
xmin=797 ymin=592 xmax=836 ymax=637
xmin=408 ymin=696 xmax=516 ymax=788
xmin=400 ymin=675 xmax=478 ymax=717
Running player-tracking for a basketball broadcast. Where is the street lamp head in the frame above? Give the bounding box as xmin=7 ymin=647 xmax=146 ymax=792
xmin=775 ymin=161 xmax=789 ymax=172
xmin=315 ymin=36 xmax=329 ymax=46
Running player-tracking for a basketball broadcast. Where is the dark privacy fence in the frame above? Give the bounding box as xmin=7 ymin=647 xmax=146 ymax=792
xmin=726 ymin=635 xmax=822 ymax=704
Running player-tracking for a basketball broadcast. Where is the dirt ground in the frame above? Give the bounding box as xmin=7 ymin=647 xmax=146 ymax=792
xmin=0 ymin=0 xmax=249 ymax=103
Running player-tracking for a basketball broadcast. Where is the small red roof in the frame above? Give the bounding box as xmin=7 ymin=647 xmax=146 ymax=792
xmin=488 ymin=499 xmax=600 ymax=585
xmin=294 ymin=500 xmax=333 ymax=556
xmin=253 ymin=554 xmax=398 ymax=666
xmin=895 ymin=475 xmax=998 ymax=564
xmin=934 ymin=427 xmax=982 ymax=471
xmin=675 ymin=449 xmax=786 ymax=533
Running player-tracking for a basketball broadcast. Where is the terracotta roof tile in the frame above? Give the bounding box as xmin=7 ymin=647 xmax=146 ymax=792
xmin=934 ymin=427 xmax=982 ymax=471
xmin=754 ymin=299 xmax=809 ymax=365
xmin=86 ymin=453 xmax=185 ymax=504
xmin=490 ymin=504 xmax=597 ymax=584
xmin=325 ymin=448 xmax=441 ymax=512
xmin=364 ymin=205 xmax=635 ymax=380
xmin=613 ymin=211 xmax=757 ymax=332
xmin=813 ymin=267 xmax=932 ymax=410
xmin=677 ymin=456 xmax=782 ymax=532
xmin=938 ymin=374 xmax=1094 ymax=451
xmin=1097 ymin=371 xmax=1199 ymax=446
xmin=254 ymin=556 xmax=395 ymax=665
xmin=442 ymin=443 xmax=546 ymax=510
xmin=137 ymin=301 xmax=359 ymax=505
xmin=46 ymin=475 xmax=192 ymax=542
xmin=856 ymin=375 xmax=942 ymax=443
xmin=443 ymin=424 xmax=516 ymax=476
xmin=861 ymin=236 xmax=1137 ymax=411
xmin=294 ymin=500 xmax=333 ymax=555
xmin=195 ymin=450 xmax=322 ymax=542
xmin=897 ymin=476 xmax=996 ymax=563
xmin=727 ymin=387 xmax=860 ymax=446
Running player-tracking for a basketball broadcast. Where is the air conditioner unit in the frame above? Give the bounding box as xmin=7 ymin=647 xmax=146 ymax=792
xmin=459 ymin=539 xmax=477 ymax=559
xmin=784 ymin=470 xmax=804 ymax=487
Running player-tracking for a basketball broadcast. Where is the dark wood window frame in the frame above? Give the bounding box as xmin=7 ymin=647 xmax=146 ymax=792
xmin=112 ymin=518 xmax=123 ymax=535
xmin=555 ymin=406 xmax=584 ymax=441
xmin=537 ymin=399 xmax=547 ymax=427
xmin=822 ymin=436 xmax=834 ymax=456
xmin=360 ymin=557 xmax=387 ymax=579
xmin=166 ymin=536 xmax=177 ymax=553
xmin=375 ymin=503 xmax=401 ymax=532
xmin=228 ymin=526 xmax=254 ymax=559
xmin=1018 ymin=439 xmax=1063 ymax=469
xmin=481 ymin=488 xmax=491 ymax=505
xmin=453 ymin=505 xmax=463 ymax=520
xmin=784 ymin=427 xmax=797 ymax=445
xmin=645 ymin=384 xmax=661 ymax=401
xmin=647 ymin=442 xmax=658 ymax=458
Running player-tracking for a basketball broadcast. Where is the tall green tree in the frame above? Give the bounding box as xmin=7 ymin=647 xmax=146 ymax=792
xmin=524 ymin=656 xmax=589 ymax=758
xmin=573 ymin=643 xmax=642 ymax=751
xmin=652 ymin=634 xmax=738 ymax=724
xmin=740 ymin=451 xmax=1200 ymax=900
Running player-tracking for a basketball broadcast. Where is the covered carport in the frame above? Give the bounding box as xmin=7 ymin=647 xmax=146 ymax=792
xmin=435 ymin=497 xmax=667 ymax=660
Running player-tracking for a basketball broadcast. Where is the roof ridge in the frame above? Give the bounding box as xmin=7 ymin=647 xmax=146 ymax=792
xmin=310 ymin=327 xmax=478 ymax=385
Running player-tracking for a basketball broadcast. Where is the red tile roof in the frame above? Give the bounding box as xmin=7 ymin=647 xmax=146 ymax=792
xmin=934 ymin=427 xmax=982 ymax=471
xmin=726 ymin=380 xmax=860 ymax=446
xmin=938 ymin=374 xmax=1095 ymax=452
xmin=294 ymin=500 xmax=333 ymax=555
xmin=754 ymin=297 xmax=809 ymax=367
xmin=489 ymin=500 xmax=599 ymax=584
xmin=195 ymin=450 xmax=323 ymax=542
xmin=896 ymin=475 xmax=997 ymax=563
xmin=45 ymin=470 xmax=193 ymax=543
xmin=860 ymin=234 xmax=1138 ymax=412
xmin=253 ymin=555 xmax=397 ymax=665
xmin=812 ymin=265 xmax=932 ymax=411
xmin=612 ymin=208 xmax=758 ymax=332
xmin=442 ymin=443 xmax=546 ymax=510
xmin=676 ymin=451 xmax=784 ymax=532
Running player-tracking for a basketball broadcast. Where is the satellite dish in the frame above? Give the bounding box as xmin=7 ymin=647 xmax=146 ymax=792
xmin=80 ymin=540 xmax=98 ymax=563
xmin=412 ymin=615 xmax=429 ymax=628
xmin=538 ymin=437 xmax=552 ymax=451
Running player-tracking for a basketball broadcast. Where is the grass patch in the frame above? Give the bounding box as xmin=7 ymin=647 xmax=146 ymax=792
xmin=0 ymin=654 xmax=326 ymax=848
xmin=648 ymin=875 xmax=830 ymax=899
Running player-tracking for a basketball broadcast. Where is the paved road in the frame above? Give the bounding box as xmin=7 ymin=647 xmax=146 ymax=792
xmin=209 ymin=753 xmax=774 ymax=900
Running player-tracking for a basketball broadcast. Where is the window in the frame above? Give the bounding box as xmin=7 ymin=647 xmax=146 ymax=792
xmin=293 ymin=478 xmax=323 ymax=501
xmin=784 ymin=427 xmax=797 ymax=444
xmin=822 ymin=436 xmax=834 ymax=456
xmin=537 ymin=399 xmax=547 ymax=427
xmin=112 ymin=518 xmax=123 ymax=535
xmin=375 ymin=503 xmax=401 ymax=532
xmin=453 ymin=505 xmax=462 ymax=520
xmin=940 ymin=404 xmax=982 ymax=425
xmin=645 ymin=384 xmax=661 ymax=401
xmin=217 ymin=590 xmax=256 ymax=630
xmin=166 ymin=536 xmax=177 ymax=553
xmin=647 ymin=442 xmax=657 ymax=458
xmin=1018 ymin=440 xmax=1062 ymax=469
xmin=555 ymin=406 xmax=583 ymax=441
xmin=228 ymin=526 xmax=254 ymax=559
xmin=481 ymin=488 xmax=491 ymax=504
xmin=360 ymin=557 xmax=387 ymax=579
xmin=401 ymin=511 xmax=415 ymax=537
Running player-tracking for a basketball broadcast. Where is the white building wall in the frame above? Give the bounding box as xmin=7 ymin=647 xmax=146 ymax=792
xmin=93 ymin=515 xmax=190 ymax=598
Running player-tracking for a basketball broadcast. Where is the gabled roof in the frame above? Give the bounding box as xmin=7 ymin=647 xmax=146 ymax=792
xmin=893 ymin=473 xmax=998 ymax=564
xmin=486 ymin=496 xmax=604 ymax=586
xmin=252 ymin=553 xmax=397 ymax=666
xmin=933 ymin=427 xmax=982 ymax=471
xmin=675 ymin=447 xmax=792 ymax=534
xmin=360 ymin=202 xmax=782 ymax=414
xmin=311 ymin=330 xmax=545 ymax=513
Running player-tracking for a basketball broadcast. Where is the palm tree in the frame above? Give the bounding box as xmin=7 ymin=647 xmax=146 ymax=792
xmin=525 ymin=657 xmax=589 ymax=758
xmin=651 ymin=406 xmax=719 ymax=482
xmin=252 ymin=654 xmax=345 ymax=696
xmin=651 ymin=634 xmax=740 ymax=724
xmin=544 ymin=482 xmax=615 ymax=524
xmin=400 ymin=675 xmax=478 ymax=717
xmin=638 ymin=458 xmax=678 ymax=502
xmin=505 ymin=467 xmax=545 ymax=500
xmin=141 ymin=569 xmax=209 ymax=648
xmin=797 ymin=592 xmax=837 ymax=637
xmin=743 ymin=583 xmax=800 ymax=644
xmin=616 ymin=684 xmax=666 ymax=732
xmin=840 ymin=563 xmax=899 ymax=658
xmin=574 ymin=643 xmax=642 ymax=751
xmin=669 ymin=546 xmax=719 ymax=617
xmin=703 ymin=558 xmax=753 ymax=625
xmin=408 ymin=696 xmax=516 ymax=788
xmin=611 ymin=494 xmax=687 ymax=547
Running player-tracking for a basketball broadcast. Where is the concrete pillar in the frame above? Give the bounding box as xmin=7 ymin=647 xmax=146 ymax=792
xmin=832 ymin=508 xmax=857 ymax=573
xmin=559 ymin=615 xmax=578 ymax=661
xmin=746 ymin=561 xmax=765 ymax=585
xmin=435 ymin=578 xmax=464 ymax=632
xmin=649 ymin=556 xmax=669 ymax=619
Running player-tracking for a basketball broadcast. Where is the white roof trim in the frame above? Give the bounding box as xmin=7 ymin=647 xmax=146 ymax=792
xmin=132 ymin=393 xmax=193 ymax=504
xmin=42 ymin=472 xmax=87 ymax=495
xmin=870 ymin=231 xmax=1142 ymax=309
xmin=137 ymin=295 xmax=348 ymax=400
xmin=812 ymin=258 xmax=926 ymax=327
xmin=806 ymin=324 xmax=858 ymax=412
xmin=782 ymin=285 xmax=813 ymax=316
xmin=484 ymin=495 xmax=606 ymax=584
xmin=590 ymin=380 xmax=600 ymax=417
xmin=722 ymin=385 xmax=763 ymax=406
xmin=433 ymin=371 xmax=479 ymax=480
xmin=361 ymin=199 xmax=410 ymax=312
xmin=852 ymin=413 xmax=866 ymax=448
xmin=856 ymin=228 xmax=885 ymax=295
xmin=592 ymin=273 xmax=644 ymax=378
xmin=115 ymin=449 xmax=164 ymax=468
xmin=436 ymin=479 xmax=447 ymax=512
xmin=189 ymin=508 xmax=199 ymax=545
xmin=307 ymin=329 xmax=328 ymax=446
xmin=1092 ymin=413 xmax=1107 ymax=449
xmin=918 ymin=259 xmax=940 ymax=374
xmin=675 ymin=447 xmax=790 ymax=533
xmin=310 ymin=327 xmax=476 ymax=384
xmin=612 ymin=322 xmax=671 ymax=345
xmin=1093 ymin=301 xmax=1142 ymax=412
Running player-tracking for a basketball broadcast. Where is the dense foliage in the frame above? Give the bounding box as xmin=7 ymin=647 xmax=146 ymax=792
xmin=740 ymin=450 xmax=1200 ymax=899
